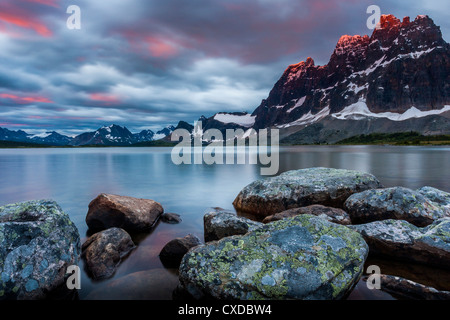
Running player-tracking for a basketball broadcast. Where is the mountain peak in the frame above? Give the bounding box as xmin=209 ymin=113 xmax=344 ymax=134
xmin=334 ymin=34 xmax=370 ymax=56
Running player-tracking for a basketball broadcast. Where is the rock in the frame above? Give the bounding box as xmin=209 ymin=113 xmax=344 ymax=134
xmin=86 ymin=269 xmax=179 ymax=300
xmin=349 ymin=218 xmax=450 ymax=269
xmin=86 ymin=194 xmax=164 ymax=233
xmin=179 ymin=214 xmax=368 ymax=300
xmin=379 ymin=274 xmax=450 ymax=300
xmin=0 ymin=200 xmax=80 ymax=300
xmin=203 ymin=208 xmax=263 ymax=242
xmin=417 ymin=186 xmax=450 ymax=215
xmin=344 ymin=187 xmax=447 ymax=227
xmin=160 ymin=213 xmax=182 ymax=224
xmin=262 ymin=205 xmax=351 ymax=225
xmin=233 ymin=167 xmax=382 ymax=217
xmin=159 ymin=234 xmax=202 ymax=268
xmin=81 ymin=227 xmax=135 ymax=280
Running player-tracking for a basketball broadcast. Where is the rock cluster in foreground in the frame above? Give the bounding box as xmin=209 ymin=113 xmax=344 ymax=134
xmin=178 ymin=167 xmax=450 ymax=300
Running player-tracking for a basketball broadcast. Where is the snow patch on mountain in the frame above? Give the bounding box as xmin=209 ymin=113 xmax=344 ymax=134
xmin=213 ymin=113 xmax=256 ymax=127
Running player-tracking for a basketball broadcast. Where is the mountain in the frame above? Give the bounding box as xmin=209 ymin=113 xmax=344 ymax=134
xmin=69 ymin=125 xmax=136 ymax=146
xmin=249 ymin=14 xmax=450 ymax=134
xmin=133 ymin=129 xmax=155 ymax=143
xmin=28 ymin=131 xmax=73 ymax=146
xmin=0 ymin=127 xmax=32 ymax=142
xmin=153 ymin=125 xmax=176 ymax=140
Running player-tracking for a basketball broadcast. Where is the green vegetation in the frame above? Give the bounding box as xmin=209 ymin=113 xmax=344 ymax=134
xmin=129 ymin=140 xmax=177 ymax=147
xmin=335 ymin=132 xmax=450 ymax=146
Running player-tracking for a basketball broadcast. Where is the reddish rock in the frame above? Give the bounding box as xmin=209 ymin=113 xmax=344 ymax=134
xmin=86 ymin=194 xmax=164 ymax=232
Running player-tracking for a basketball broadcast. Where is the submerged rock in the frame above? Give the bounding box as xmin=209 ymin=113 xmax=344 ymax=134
xmin=159 ymin=234 xmax=202 ymax=268
xmin=379 ymin=274 xmax=450 ymax=300
xmin=417 ymin=186 xmax=450 ymax=215
xmin=86 ymin=194 xmax=164 ymax=233
xmin=160 ymin=213 xmax=182 ymax=224
xmin=233 ymin=167 xmax=382 ymax=217
xmin=262 ymin=205 xmax=351 ymax=225
xmin=82 ymin=227 xmax=135 ymax=280
xmin=179 ymin=214 xmax=368 ymax=300
xmin=349 ymin=218 xmax=450 ymax=269
xmin=203 ymin=208 xmax=263 ymax=242
xmin=0 ymin=200 xmax=80 ymax=300
xmin=86 ymin=269 xmax=179 ymax=300
xmin=344 ymin=187 xmax=447 ymax=227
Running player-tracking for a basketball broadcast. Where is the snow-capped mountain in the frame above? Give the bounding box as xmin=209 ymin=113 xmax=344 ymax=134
xmin=250 ymin=14 xmax=450 ymax=132
xmin=28 ymin=131 xmax=73 ymax=146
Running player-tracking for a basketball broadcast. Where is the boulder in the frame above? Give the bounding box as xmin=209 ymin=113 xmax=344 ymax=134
xmin=159 ymin=234 xmax=202 ymax=268
xmin=86 ymin=194 xmax=164 ymax=233
xmin=417 ymin=186 xmax=450 ymax=215
xmin=379 ymin=274 xmax=450 ymax=300
xmin=262 ymin=205 xmax=351 ymax=225
xmin=81 ymin=227 xmax=135 ymax=280
xmin=160 ymin=213 xmax=182 ymax=224
xmin=0 ymin=200 xmax=80 ymax=300
xmin=85 ymin=269 xmax=179 ymax=300
xmin=344 ymin=187 xmax=447 ymax=227
xmin=349 ymin=218 xmax=450 ymax=269
xmin=233 ymin=167 xmax=382 ymax=217
xmin=179 ymin=214 xmax=368 ymax=300
xmin=203 ymin=208 xmax=263 ymax=242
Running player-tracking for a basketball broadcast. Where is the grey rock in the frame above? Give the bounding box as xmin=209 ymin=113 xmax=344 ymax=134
xmin=81 ymin=227 xmax=135 ymax=280
xmin=0 ymin=200 xmax=80 ymax=300
xmin=179 ymin=214 xmax=368 ymax=300
xmin=203 ymin=208 xmax=263 ymax=242
xmin=417 ymin=186 xmax=450 ymax=215
xmin=262 ymin=205 xmax=351 ymax=225
xmin=159 ymin=234 xmax=202 ymax=268
xmin=379 ymin=274 xmax=450 ymax=300
xmin=233 ymin=167 xmax=382 ymax=218
xmin=349 ymin=218 xmax=450 ymax=269
xmin=344 ymin=187 xmax=447 ymax=227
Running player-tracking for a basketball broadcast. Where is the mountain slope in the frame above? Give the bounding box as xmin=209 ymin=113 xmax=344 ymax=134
xmin=250 ymin=14 xmax=450 ymax=132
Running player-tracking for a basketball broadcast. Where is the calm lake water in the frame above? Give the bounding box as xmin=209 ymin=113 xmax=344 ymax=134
xmin=0 ymin=145 xmax=449 ymax=299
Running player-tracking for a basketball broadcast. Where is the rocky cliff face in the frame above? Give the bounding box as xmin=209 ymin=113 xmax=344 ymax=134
xmin=251 ymin=14 xmax=450 ymax=129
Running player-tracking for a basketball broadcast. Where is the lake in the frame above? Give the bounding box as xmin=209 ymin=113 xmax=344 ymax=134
xmin=0 ymin=145 xmax=449 ymax=299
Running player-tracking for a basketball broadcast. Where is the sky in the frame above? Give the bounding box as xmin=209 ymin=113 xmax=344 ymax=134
xmin=0 ymin=0 xmax=449 ymax=136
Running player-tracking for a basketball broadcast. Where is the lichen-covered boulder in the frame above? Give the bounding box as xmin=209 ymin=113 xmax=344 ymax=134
xmin=86 ymin=194 xmax=164 ymax=233
xmin=344 ymin=187 xmax=447 ymax=227
xmin=179 ymin=214 xmax=368 ymax=300
xmin=81 ymin=227 xmax=135 ymax=280
xmin=0 ymin=200 xmax=80 ymax=300
xmin=204 ymin=208 xmax=263 ymax=242
xmin=349 ymin=218 xmax=450 ymax=269
xmin=262 ymin=205 xmax=351 ymax=225
xmin=417 ymin=186 xmax=450 ymax=215
xmin=233 ymin=167 xmax=382 ymax=217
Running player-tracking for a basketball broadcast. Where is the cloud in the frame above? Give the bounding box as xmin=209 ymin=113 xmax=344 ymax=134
xmin=0 ymin=0 xmax=448 ymax=134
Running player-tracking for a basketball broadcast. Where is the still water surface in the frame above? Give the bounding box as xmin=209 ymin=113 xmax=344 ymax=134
xmin=0 ymin=146 xmax=449 ymax=299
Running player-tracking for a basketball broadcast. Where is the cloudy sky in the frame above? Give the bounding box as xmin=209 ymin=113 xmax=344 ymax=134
xmin=0 ymin=0 xmax=449 ymax=135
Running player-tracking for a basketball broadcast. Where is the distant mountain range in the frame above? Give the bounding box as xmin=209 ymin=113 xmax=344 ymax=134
xmin=0 ymin=122 xmax=192 ymax=146
xmin=1 ymin=14 xmax=449 ymax=146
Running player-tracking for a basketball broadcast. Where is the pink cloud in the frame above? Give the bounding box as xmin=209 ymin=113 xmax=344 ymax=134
xmin=0 ymin=93 xmax=53 ymax=104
